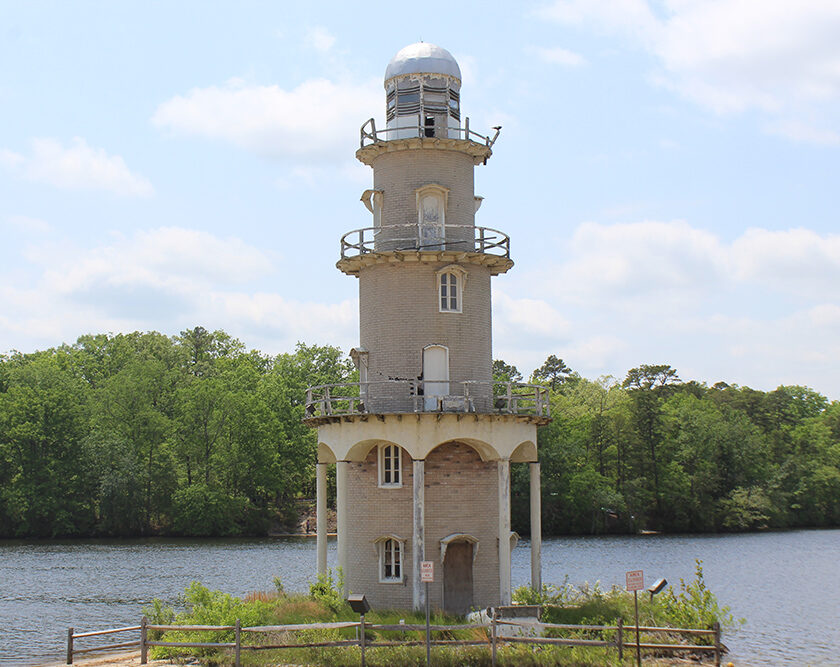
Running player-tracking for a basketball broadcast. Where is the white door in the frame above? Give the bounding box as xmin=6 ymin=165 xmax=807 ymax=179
xmin=423 ymin=345 xmax=449 ymax=410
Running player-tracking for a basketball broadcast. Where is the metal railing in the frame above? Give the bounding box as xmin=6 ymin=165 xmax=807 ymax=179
xmin=360 ymin=117 xmax=501 ymax=148
xmin=339 ymin=224 xmax=510 ymax=260
xmin=305 ymin=380 xmax=550 ymax=418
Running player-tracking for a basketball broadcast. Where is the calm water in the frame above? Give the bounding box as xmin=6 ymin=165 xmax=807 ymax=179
xmin=1 ymin=530 xmax=838 ymax=666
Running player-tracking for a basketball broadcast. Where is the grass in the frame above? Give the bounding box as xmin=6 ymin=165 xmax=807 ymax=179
xmin=143 ymin=562 xmax=738 ymax=666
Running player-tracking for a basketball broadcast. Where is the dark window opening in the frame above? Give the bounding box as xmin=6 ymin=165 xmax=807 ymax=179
xmin=424 ymin=115 xmax=435 ymax=137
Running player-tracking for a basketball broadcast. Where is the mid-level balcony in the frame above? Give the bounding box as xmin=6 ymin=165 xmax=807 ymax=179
xmin=304 ymin=380 xmax=550 ymax=421
xmin=340 ymin=224 xmax=510 ymax=260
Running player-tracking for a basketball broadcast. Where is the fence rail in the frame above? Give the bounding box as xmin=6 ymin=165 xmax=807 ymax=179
xmin=66 ymin=613 xmax=722 ymax=666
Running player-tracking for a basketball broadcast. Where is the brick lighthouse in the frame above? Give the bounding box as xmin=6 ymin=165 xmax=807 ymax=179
xmin=305 ymin=42 xmax=549 ymax=614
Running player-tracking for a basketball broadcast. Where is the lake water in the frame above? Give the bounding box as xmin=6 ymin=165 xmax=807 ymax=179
xmin=1 ymin=529 xmax=838 ymax=666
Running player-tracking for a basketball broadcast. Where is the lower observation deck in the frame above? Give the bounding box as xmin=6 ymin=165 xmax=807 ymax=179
xmin=304 ymin=380 xmax=550 ymax=425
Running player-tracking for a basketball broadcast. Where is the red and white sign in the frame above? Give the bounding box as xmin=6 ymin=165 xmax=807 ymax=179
xmin=626 ymin=570 xmax=644 ymax=591
xmin=420 ymin=560 xmax=434 ymax=583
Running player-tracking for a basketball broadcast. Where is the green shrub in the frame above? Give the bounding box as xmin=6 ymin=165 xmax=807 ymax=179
xmin=308 ymin=567 xmax=347 ymax=613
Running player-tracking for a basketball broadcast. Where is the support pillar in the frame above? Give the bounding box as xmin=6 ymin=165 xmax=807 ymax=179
xmin=316 ymin=462 xmax=328 ymax=576
xmin=529 ymin=462 xmax=542 ymax=591
xmin=336 ymin=460 xmax=349 ymax=591
xmin=412 ymin=458 xmax=425 ymax=611
xmin=497 ymin=459 xmax=511 ymax=605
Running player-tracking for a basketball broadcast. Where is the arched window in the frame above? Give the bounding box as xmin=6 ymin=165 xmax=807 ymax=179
xmin=374 ymin=536 xmax=405 ymax=583
xmin=436 ymin=265 xmax=467 ymax=313
xmin=415 ymin=184 xmax=448 ymax=249
xmin=378 ymin=443 xmax=402 ymax=487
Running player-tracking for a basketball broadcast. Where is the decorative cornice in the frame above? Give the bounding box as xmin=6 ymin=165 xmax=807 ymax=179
xmin=356 ymin=137 xmax=493 ymax=166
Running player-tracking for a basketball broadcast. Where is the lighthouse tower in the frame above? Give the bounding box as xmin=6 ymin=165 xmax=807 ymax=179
xmin=306 ymin=43 xmax=549 ymax=614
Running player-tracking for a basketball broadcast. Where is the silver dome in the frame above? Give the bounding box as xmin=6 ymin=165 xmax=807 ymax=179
xmin=384 ymin=42 xmax=461 ymax=82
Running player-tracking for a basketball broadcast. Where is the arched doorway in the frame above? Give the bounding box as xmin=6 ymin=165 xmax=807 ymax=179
xmin=441 ymin=534 xmax=477 ymax=615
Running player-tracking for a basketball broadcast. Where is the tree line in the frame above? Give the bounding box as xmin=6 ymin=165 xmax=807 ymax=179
xmin=0 ymin=328 xmax=351 ymax=538
xmin=1 ymin=330 xmax=837 ymax=538
xmin=507 ymin=359 xmax=840 ymax=535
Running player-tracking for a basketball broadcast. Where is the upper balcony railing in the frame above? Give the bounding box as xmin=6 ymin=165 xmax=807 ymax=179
xmin=340 ymin=224 xmax=510 ymax=260
xmin=305 ymin=380 xmax=550 ymax=419
xmin=360 ymin=118 xmax=501 ymax=149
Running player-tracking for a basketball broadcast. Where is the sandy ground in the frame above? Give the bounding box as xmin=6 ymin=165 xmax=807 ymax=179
xmin=38 ymin=651 xmax=198 ymax=667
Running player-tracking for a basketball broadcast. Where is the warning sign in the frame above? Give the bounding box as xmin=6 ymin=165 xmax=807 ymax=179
xmin=625 ymin=570 xmax=644 ymax=591
xmin=420 ymin=561 xmax=434 ymax=583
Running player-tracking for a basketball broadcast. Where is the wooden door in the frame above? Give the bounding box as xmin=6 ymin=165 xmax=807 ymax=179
xmin=443 ymin=541 xmax=474 ymax=615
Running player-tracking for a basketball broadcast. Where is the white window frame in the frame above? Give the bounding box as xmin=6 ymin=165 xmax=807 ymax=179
xmin=376 ymin=536 xmax=405 ymax=583
xmin=435 ymin=264 xmax=467 ymax=314
xmin=378 ymin=443 xmax=402 ymax=488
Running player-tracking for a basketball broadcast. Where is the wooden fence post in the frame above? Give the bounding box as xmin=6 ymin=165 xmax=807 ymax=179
xmin=140 ymin=616 xmax=148 ymax=665
xmin=66 ymin=627 xmax=74 ymax=665
xmin=713 ymin=621 xmax=721 ymax=667
xmin=491 ymin=609 xmax=498 ymax=667
xmin=617 ymin=617 xmax=623 ymax=661
xmin=360 ymin=614 xmax=366 ymax=667
xmin=235 ymin=618 xmax=241 ymax=667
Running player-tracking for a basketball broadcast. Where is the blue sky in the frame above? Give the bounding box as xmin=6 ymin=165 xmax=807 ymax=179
xmin=2 ymin=1 xmax=839 ymax=397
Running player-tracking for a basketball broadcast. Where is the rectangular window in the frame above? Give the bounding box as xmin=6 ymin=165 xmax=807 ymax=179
xmin=379 ymin=444 xmax=402 ymax=487
xmin=439 ymin=272 xmax=461 ymax=312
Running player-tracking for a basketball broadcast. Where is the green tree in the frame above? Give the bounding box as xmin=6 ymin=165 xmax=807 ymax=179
xmin=532 ymin=355 xmax=573 ymax=390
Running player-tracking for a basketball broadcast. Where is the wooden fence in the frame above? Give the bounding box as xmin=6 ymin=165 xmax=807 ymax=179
xmin=66 ymin=613 xmax=722 ymax=666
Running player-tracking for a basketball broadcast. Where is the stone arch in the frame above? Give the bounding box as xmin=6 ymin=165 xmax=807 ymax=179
xmin=346 ymin=439 xmax=391 ymax=463
xmin=510 ymin=440 xmax=538 ymax=462
xmin=317 ymin=442 xmax=337 ymax=464
xmin=424 ymin=437 xmax=500 ymax=461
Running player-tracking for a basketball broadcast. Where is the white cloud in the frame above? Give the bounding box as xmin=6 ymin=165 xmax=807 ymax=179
xmin=534 ymin=46 xmax=587 ymax=67
xmin=305 ymin=26 xmax=336 ymax=53
xmin=0 ymin=225 xmax=357 ymax=357
xmin=730 ymin=227 xmax=840 ymax=296
xmin=43 ymin=227 xmax=274 ymax=299
xmin=0 ymin=138 xmax=153 ymax=196
xmin=152 ymin=77 xmax=381 ymax=161
xmin=553 ymin=220 xmax=725 ymax=303
xmin=538 ymin=0 xmax=840 ymax=139
xmin=4 ymin=215 xmax=52 ymax=234
xmin=764 ymin=119 xmax=840 ymax=146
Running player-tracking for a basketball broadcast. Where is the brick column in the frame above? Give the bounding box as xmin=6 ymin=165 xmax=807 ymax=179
xmin=316 ymin=462 xmax=328 ymax=576
xmin=412 ymin=458 xmax=425 ymax=611
xmin=530 ymin=462 xmax=542 ymax=591
xmin=336 ymin=460 xmax=349 ymax=592
xmin=497 ymin=459 xmax=511 ymax=605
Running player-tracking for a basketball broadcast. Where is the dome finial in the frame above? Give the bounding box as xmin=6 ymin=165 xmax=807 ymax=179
xmin=385 ymin=42 xmax=461 ymax=82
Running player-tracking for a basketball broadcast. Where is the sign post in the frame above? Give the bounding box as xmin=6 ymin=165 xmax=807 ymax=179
xmin=626 ymin=570 xmax=644 ymax=667
xmin=420 ymin=561 xmax=434 ymax=667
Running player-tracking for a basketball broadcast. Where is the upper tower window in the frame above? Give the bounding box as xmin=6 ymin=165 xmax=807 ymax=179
xmin=416 ymin=184 xmax=449 ymax=249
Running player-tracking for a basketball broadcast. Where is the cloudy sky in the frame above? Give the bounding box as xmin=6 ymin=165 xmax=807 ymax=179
xmin=2 ymin=1 xmax=839 ymax=397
